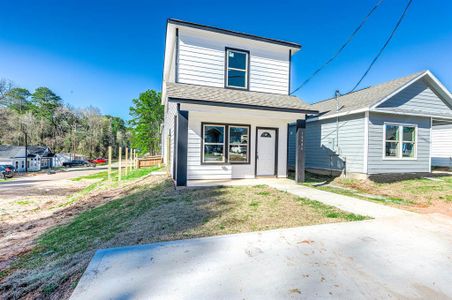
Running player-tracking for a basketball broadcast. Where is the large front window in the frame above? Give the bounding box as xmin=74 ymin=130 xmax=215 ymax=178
xmin=384 ymin=123 xmax=416 ymax=159
xmin=225 ymin=49 xmax=249 ymax=89
xmin=202 ymin=123 xmax=250 ymax=164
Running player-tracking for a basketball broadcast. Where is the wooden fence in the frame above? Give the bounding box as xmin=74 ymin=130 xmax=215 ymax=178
xmin=137 ymin=155 xmax=162 ymax=168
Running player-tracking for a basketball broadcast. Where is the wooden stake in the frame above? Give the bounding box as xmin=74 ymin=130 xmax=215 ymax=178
xmin=118 ymin=146 xmax=122 ymax=182
xmin=125 ymin=147 xmax=128 ymax=176
xmin=129 ymin=148 xmax=133 ymax=173
xmin=108 ymin=146 xmax=112 ymax=180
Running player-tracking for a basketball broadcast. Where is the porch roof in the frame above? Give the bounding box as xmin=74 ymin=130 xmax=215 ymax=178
xmin=166 ymin=82 xmax=317 ymax=113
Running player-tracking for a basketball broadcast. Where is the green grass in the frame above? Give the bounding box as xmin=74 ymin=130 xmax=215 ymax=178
xmin=15 ymin=200 xmax=33 ymax=206
xmin=296 ymin=197 xmax=368 ymax=221
xmin=71 ymin=166 xmax=161 ymax=182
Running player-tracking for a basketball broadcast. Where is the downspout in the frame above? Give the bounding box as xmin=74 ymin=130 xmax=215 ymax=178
xmin=335 ymin=90 xmax=346 ymax=176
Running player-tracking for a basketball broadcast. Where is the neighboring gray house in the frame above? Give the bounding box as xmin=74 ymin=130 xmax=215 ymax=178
xmin=302 ymin=70 xmax=452 ymax=177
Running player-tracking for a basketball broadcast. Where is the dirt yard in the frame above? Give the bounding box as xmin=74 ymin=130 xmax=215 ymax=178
xmin=0 ymin=172 xmax=366 ymax=299
xmin=305 ymin=172 xmax=452 ymax=216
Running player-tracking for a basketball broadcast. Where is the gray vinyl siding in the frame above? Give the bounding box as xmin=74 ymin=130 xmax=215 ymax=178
xmin=367 ymin=112 xmax=431 ymax=174
xmin=377 ymin=79 xmax=452 ymax=116
xmin=305 ymin=113 xmax=365 ymax=173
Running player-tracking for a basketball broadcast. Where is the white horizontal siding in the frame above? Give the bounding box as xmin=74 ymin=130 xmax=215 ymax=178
xmin=163 ymin=102 xmax=177 ymax=177
xmin=186 ymin=106 xmax=296 ymax=180
xmin=431 ymin=124 xmax=452 ymax=167
xmin=177 ymin=29 xmax=290 ymax=94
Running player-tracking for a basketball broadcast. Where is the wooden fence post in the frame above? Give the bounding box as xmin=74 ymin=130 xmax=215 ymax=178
xmin=118 ymin=146 xmax=122 ymax=182
xmin=108 ymin=146 xmax=112 ymax=180
xmin=125 ymin=147 xmax=128 ymax=176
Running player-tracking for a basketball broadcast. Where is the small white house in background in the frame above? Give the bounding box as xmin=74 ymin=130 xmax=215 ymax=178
xmin=301 ymin=71 xmax=452 ymax=178
xmin=0 ymin=145 xmax=56 ymax=172
xmin=161 ymin=19 xmax=316 ymax=186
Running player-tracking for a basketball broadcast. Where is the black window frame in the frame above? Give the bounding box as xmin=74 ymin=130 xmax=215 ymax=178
xmin=224 ymin=47 xmax=250 ymax=90
xmin=201 ymin=122 xmax=251 ymax=165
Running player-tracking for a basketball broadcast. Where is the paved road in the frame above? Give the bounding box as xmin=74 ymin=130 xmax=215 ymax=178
xmin=0 ymin=167 xmax=106 ymax=192
xmin=71 ymin=213 xmax=452 ymax=299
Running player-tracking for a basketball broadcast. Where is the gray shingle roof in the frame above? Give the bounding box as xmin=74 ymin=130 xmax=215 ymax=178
xmin=312 ymin=71 xmax=426 ymax=118
xmin=166 ymin=83 xmax=316 ymax=113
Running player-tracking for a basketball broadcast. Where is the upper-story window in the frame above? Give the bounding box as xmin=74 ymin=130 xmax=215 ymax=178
xmin=225 ymin=48 xmax=249 ymax=89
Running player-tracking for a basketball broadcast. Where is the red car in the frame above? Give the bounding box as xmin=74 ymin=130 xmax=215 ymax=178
xmin=89 ymin=158 xmax=107 ymax=164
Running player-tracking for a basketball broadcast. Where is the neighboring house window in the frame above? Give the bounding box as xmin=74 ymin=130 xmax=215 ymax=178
xmin=225 ymin=49 xmax=249 ymax=89
xmin=202 ymin=123 xmax=251 ymax=164
xmin=203 ymin=124 xmax=226 ymax=163
xmin=384 ymin=124 xmax=416 ymax=159
xmin=228 ymin=126 xmax=249 ymax=163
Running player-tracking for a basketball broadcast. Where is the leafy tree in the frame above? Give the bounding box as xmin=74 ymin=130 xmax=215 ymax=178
xmin=6 ymin=87 xmax=31 ymax=113
xmin=31 ymin=87 xmax=62 ymax=121
xmin=129 ymin=90 xmax=163 ymax=155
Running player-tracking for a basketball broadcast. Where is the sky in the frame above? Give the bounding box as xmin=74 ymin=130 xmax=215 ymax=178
xmin=1 ymin=0 xmax=451 ymax=120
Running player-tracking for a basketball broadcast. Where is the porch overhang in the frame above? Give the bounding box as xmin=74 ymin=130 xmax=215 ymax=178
xmin=168 ymin=97 xmax=318 ymax=114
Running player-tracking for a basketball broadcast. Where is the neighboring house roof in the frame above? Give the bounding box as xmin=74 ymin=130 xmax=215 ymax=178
xmin=0 ymin=145 xmax=53 ymax=159
xmin=310 ymin=70 xmax=452 ymax=120
xmin=166 ymin=82 xmax=317 ymax=113
xmin=0 ymin=145 xmax=22 ymax=159
xmin=167 ymin=19 xmax=302 ymax=50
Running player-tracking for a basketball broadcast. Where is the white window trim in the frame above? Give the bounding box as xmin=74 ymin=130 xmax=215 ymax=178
xmin=225 ymin=49 xmax=249 ymax=90
xmin=202 ymin=124 xmax=226 ymax=164
xmin=382 ymin=122 xmax=418 ymax=160
xmin=228 ymin=125 xmax=250 ymax=164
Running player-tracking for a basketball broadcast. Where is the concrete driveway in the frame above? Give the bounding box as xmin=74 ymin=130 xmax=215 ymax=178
xmin=71 ymin=213 xmax=452 ymax=299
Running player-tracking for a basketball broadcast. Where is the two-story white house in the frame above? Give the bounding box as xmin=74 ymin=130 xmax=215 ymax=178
xmin=161 ymin=19 xmax=316 ymax=186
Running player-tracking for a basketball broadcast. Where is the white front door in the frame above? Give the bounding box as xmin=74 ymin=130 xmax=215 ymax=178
xmin=256 ymin=128 xmax=277 ymax=176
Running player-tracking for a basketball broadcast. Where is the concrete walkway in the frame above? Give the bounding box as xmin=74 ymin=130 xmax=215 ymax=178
xmin=71 ymin=213 xmax=452 ymax=299
xmin=188 ymin=178 xmax=412 ymax=219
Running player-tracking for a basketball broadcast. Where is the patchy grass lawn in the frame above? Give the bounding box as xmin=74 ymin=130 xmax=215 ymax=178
xmin=0 ymin=176 xmax=367 ymax=299
xmin=71 ymin=165 xmax=162 ymax=182
xmin=304 ymin=172 xmax=452 ymax=213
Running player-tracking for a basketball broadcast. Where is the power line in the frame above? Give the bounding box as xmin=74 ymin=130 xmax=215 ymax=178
xmin=290 ymin=0 xmax=384 ymax=95
xmin=350 ymin=0 xmax=414 ymax=92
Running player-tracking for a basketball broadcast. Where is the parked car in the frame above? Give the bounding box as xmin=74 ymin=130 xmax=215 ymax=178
xmin=0 ymin=165 xmax=14 ymax=179
xmin=88 ymin=158 xmax=107 ymax=164
xmin=3 ymin=164 xmax=16 ymax=173
xmin=62 ymin=160 xmax=95 ymax=168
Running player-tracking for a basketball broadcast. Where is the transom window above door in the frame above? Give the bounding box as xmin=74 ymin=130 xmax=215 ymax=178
xmin=225 ymin=49 xmax=249 ymax=89
xmin=384 ymin=123 xmax=416 ymax=159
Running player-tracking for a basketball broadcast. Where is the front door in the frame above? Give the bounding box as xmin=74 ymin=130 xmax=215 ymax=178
xmin=256 ymin=128 xmax=277 ymax=176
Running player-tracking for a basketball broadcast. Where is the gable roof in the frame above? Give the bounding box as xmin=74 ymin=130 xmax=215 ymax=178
xmin=311 ymin=70 xmax=452 ymax=120
xmin=312 ymin=71 xmax=425 ymax=118
xmin=166 ymin=82 xmax=317 ymax=113
xmin=0 ymin=145 xmax=22 ymax=159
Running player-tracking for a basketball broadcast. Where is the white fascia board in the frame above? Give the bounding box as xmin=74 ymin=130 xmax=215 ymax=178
xmin=424 ymin=70 xmax=452 ymax=105
xmin=370 ymin=109 xmax=452 ymax=120
xmin=161 ymin=23 xmax=177 ymax=104
xmin=306 ymin=108 xmax=368 ymax=122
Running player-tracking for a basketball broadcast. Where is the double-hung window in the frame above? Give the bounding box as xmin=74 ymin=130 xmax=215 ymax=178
xmin=202 ymin=124 xmax=250 ymax=164
xmin=228 ymin=126 xmax=249 ymax=163
xmin=225 ymin=49 xmax=249 ymax=89
xmin=203 ymin=125 xmax=226 ymax=163
xmin=384 ymin=123 xmax=416 ymax=159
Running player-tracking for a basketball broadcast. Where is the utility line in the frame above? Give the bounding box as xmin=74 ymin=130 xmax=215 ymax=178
xmin=290 ymin=0 xmax=384 ymax=95
xmin=350 ymin=0 xmax=414 ymax=92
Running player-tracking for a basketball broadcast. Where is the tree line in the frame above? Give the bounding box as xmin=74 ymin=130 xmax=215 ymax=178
xmin=0 ymin=79 xmax=164 ymax=158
